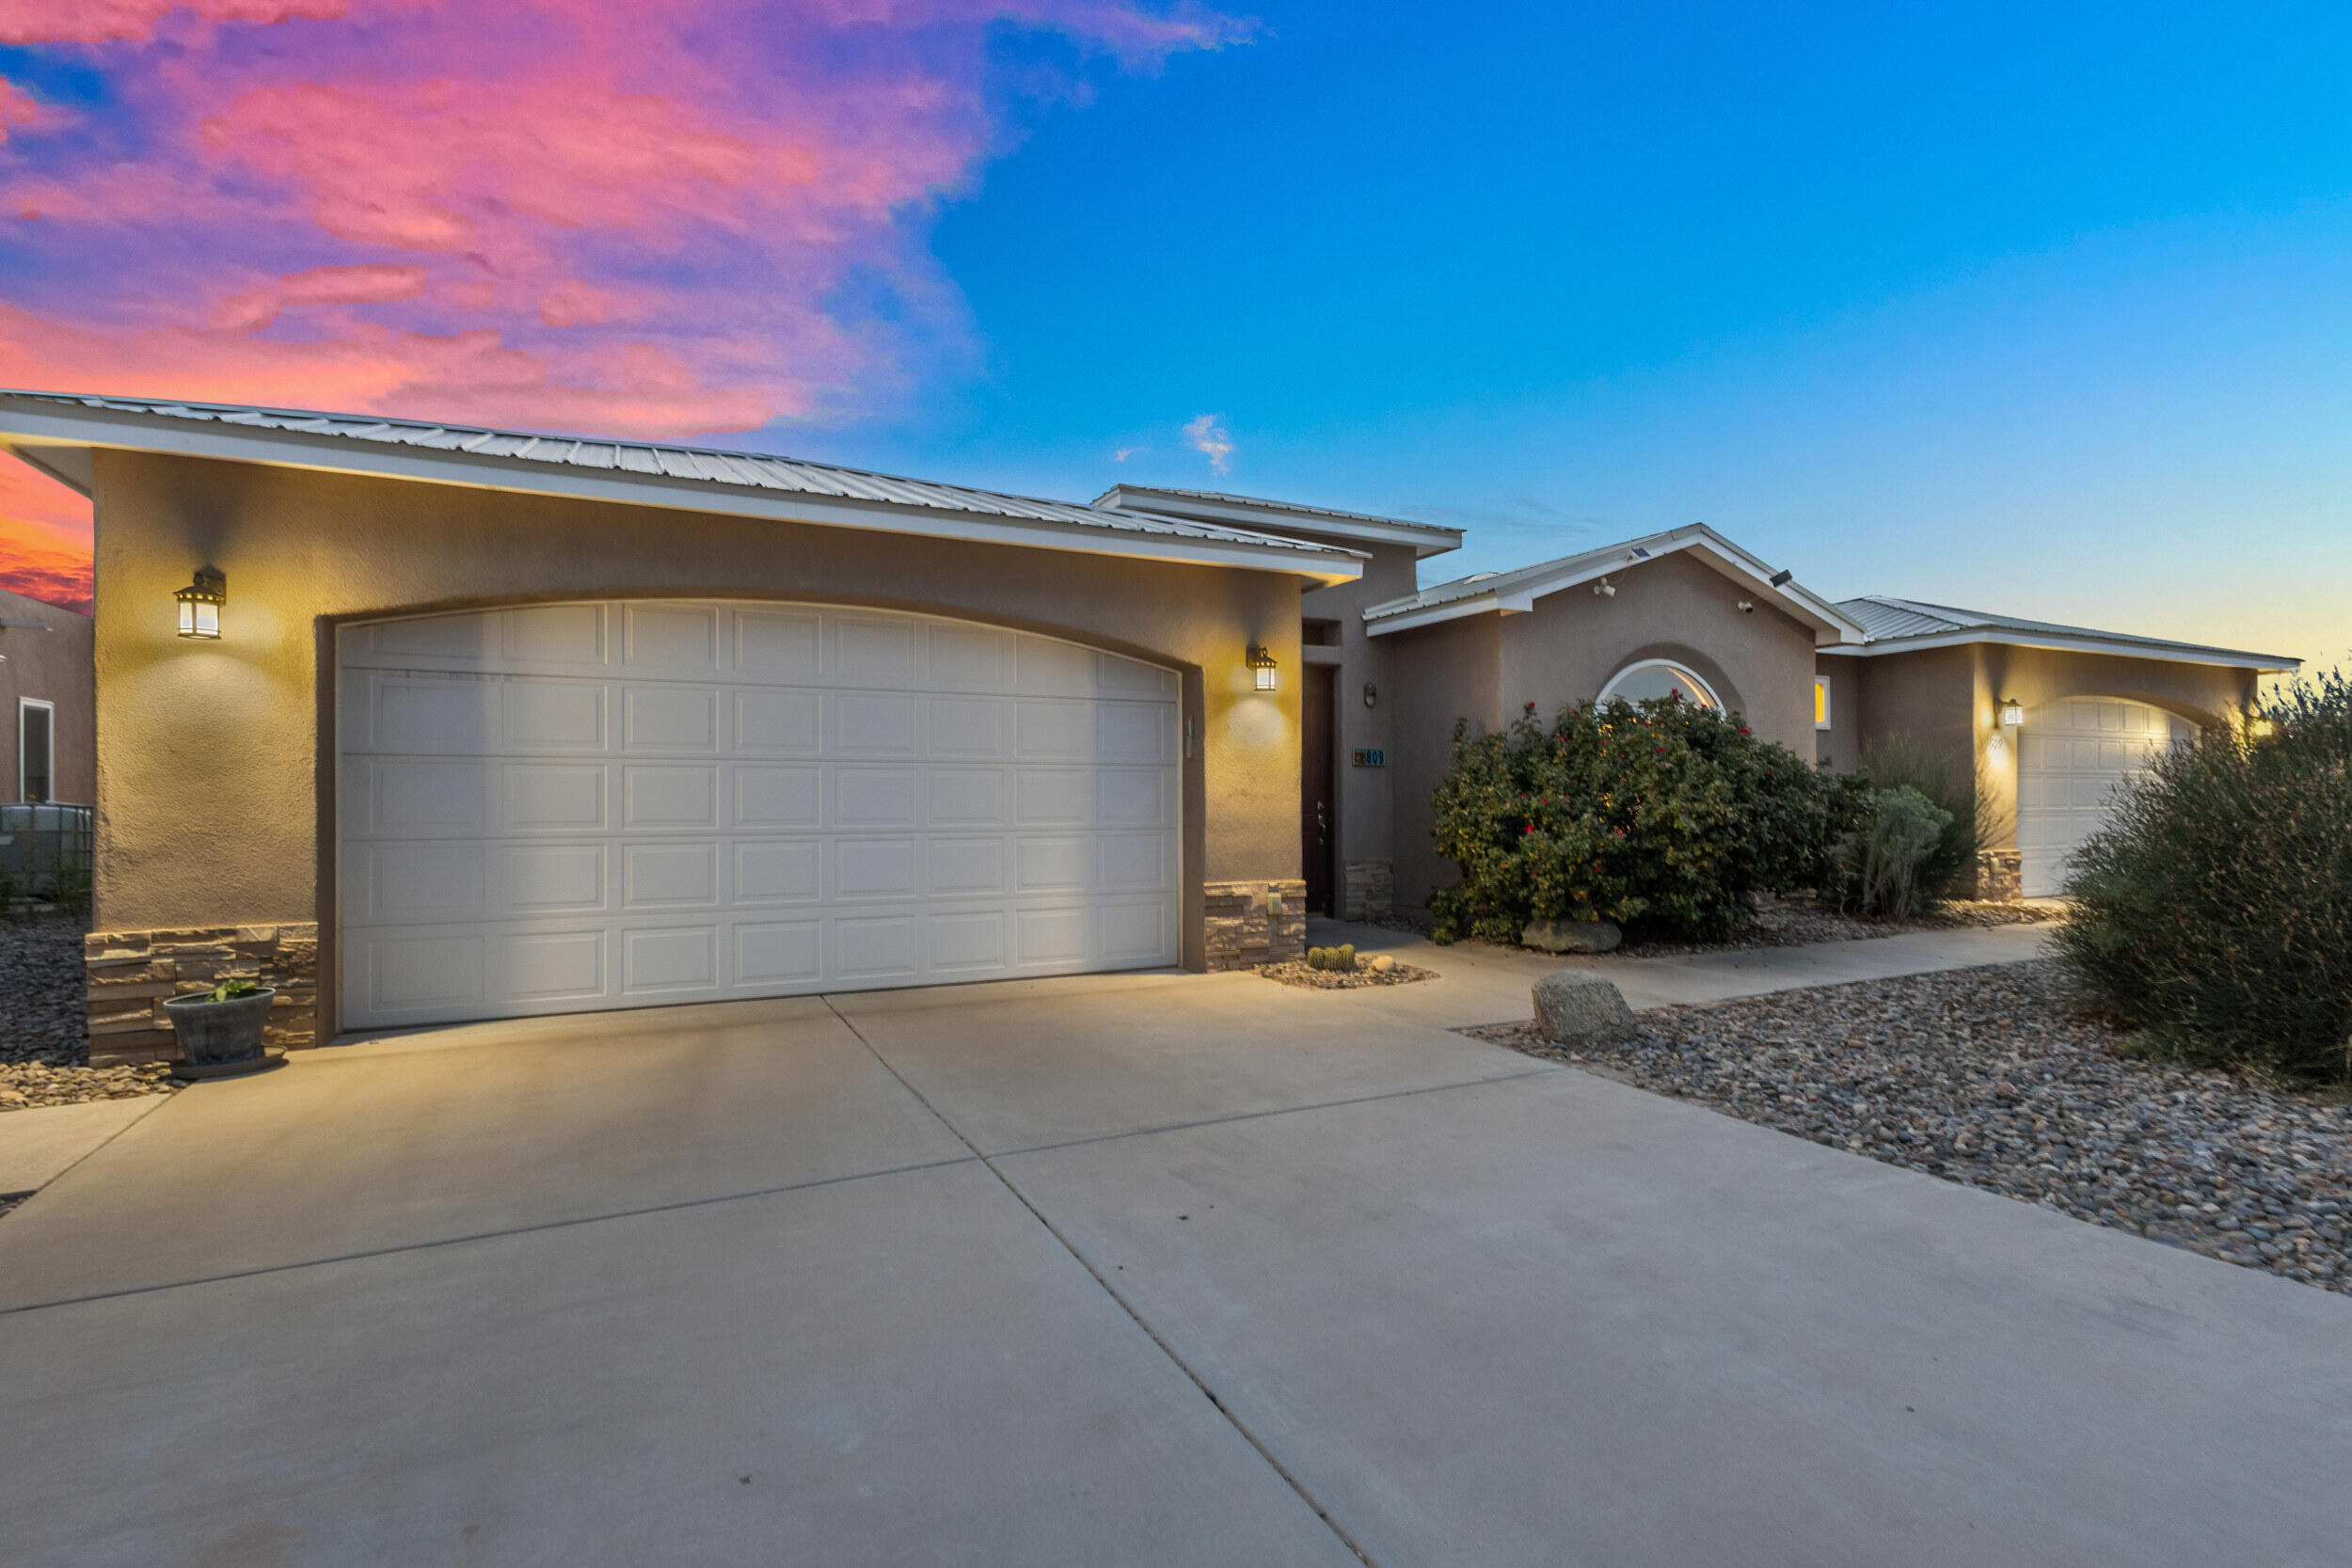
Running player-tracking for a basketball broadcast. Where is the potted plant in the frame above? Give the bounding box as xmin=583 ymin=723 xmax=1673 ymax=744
xmin=163 ymin=979 xmax=279 ymax=1078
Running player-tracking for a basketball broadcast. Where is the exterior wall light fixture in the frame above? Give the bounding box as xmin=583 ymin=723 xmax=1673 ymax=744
xmin=1998 ymin=699 xmax=2025 ymax=729
xmin=1592 ymin=576 xmax=1616 ymax=598
xmin=1247 ymin=643 xmax=1279 ymax=692
xmin=1362 ymin=681 xmax=1378 ymax=708
xmin=175 ymin=568 xmax=227 ymax=640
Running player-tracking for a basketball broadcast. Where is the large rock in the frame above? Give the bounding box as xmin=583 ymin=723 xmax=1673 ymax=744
xmin=1520 ymin=917 xmax=1623 ymax=955
xmin=1532 ymin=971 xmax=1637 ymax=1046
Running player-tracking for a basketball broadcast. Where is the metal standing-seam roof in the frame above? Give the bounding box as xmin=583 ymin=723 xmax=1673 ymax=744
xmin=0 ymin=390 xmax=1364 ymax=578
xmin=1831 ymin=595 xmax=2299 ymax=669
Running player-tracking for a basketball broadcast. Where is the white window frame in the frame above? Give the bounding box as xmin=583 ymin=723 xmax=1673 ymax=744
xmin=19 ymin=697 xmax=55 ymax=803
xmin=1597 ymin=657 xmax=1722 ymax=711
xmin=1814 ymin=675 xmax=1832 ymax=730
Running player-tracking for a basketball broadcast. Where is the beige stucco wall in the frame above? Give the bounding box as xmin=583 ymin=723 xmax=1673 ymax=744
xmin=89 ymin=450 xmax=1307 ymax=1000
xmin=1818 ymin=641 xmax=2263 ymax=859
xmin=0 ymin=586 xmax=94 ymax=805
xmin=1378 ymin=551 xmax=1821 ymax=912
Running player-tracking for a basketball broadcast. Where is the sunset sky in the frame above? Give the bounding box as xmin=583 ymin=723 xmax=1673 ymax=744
xmin=0 ymin=2 xmax=2345 ymax=668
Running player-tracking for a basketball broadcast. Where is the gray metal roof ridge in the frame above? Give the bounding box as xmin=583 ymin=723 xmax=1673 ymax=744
xmin=0 ymin=388 xmax=1355 ymax=558
xmin=1092 ymin=483 xmax=1463 ymax=537
xmin=1835 ymin=594 xmax=2296 ymax=663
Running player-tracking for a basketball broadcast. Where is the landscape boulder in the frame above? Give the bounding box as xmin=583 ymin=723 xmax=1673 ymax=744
xmin=1533 ymin=971 xmax=1638 ymax=1046
xmin=1521 ymin=917 xmax=1623 ymax=955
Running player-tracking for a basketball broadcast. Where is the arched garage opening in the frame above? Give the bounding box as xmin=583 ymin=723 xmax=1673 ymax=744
xmin=2015 ymin=695 xmax=2196 ymax=898
xmin=336 ymin=598 xmax=1183 ymax=1029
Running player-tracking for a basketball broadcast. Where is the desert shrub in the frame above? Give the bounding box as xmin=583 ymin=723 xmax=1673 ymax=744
xmin=2054 ymin=667 xmax=2352 ymax=1085
xmin=1854 ymin=734 xmax=1989 ymax=900
xmin=1850 ymin=785 xmax=1952 ymax=918
xmin=1429 ymin=695 xmax=1853 ymax=945
xmin=1306 ymin=944 xmax=1358 ymax=972
xmin=43 ymin=855 xmax=90 ymax=920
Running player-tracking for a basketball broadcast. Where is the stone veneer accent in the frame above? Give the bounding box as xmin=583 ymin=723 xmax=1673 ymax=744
xmin=1342 ymin=859 xmax=1394 ymax=923
xmin=1967 ymin=850 xmax=2024 ymax=904
xmin=86 ymin=924 xmax=320 ymax=1067
xmin=1202 ymin=879 xmax=1307 ymax=972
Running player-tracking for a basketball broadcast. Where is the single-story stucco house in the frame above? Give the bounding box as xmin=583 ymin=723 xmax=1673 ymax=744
xmin=1100 ymin=485 xmax=2299 ymax=919
xmin=1 ymin=584 xmax=92 ymax=812
xmin=0 ymin=390 xmax=2299 ymax=1064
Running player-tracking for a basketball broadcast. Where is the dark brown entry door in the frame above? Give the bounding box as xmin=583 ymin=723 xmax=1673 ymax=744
xmin=1303 ymin=663 xmax=1336 ymax=914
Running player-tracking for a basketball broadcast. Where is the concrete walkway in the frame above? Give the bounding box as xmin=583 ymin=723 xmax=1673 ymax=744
xmin=0 ymin=1096 xmax=166 ymax=1198
xmin=3 ymin=940 xmax=2345 ymax=1565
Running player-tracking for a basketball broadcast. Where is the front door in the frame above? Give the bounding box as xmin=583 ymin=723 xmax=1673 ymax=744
xmin=1302 ymin=662 xmax=1336 ymax=914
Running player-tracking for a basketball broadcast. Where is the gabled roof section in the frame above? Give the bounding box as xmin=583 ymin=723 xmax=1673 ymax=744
xmin=1832 ymin=595 xmax=2299 ymax=671
xmin=1362 ymin=524 xmax=1867 ymax=647
xmin=1091 ymin=484 xmax=1464 ymax=558
xmin=0 ymin=391 xmax=1363 ymax=583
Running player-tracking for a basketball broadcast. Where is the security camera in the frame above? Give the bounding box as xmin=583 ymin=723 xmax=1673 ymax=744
xmin=1738 ymin=600 xmax=1755 ymax=613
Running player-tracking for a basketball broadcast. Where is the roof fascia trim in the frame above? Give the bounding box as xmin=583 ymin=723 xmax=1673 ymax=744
xmin=1095 ymin=485 xmax=1463 ymax=558
xmin=0 ymin=404 xmax=1363 ymax=583
xmin=1820 ymin=627 xmax=2299 ymax=671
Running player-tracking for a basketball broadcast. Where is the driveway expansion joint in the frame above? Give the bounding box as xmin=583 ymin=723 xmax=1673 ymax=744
xmin=820 ymin=992 xmax=1385 ymax=1568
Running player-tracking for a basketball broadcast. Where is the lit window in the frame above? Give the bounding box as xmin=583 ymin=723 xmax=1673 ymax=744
xmin=1814 ymin=676 xmax=1832 ymax=729
xmin=1598 ymin=659 xmax=1720 ymax=710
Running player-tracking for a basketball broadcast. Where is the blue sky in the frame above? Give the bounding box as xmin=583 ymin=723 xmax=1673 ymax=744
xmin=814 ymin=0 xmax=2352 ymax=663
xmin=1 ymin=1 xmax=2344 ymax=665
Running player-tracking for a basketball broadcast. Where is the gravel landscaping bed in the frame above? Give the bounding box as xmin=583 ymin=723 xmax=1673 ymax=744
xmin=0 ymin=911 xmax=181 ymax=1113
xmin=1470 ymin=960 xmax=2352 ymax=1294
xmin=1256 ymin=958 xmax=1438 ymax=990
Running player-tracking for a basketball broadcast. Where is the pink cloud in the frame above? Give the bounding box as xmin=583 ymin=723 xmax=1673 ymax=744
xmin=0 ymin=0 xmax=1249 ymax=595
xmin=0 ymin=455 xmax=94 ymax=611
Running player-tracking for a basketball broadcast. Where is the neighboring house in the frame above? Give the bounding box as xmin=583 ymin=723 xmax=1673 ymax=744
xmin=0 ymin=386 xmax=2299 ymax=1063
xmin=0 ymin=391 xmax=1362 ymax=1065
xmin=0 ymin=585 xmax=93 ymax=807
xmin=1818 ymin=598 xmax=2296 ymax=897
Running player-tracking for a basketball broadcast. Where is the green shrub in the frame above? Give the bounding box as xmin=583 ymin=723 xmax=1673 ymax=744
xmin=1854 ymin=734 xmax=1989 ymax=900
xmin=44 ymin=856 xmax=89 ymax=921
xmin=2053 ymin=667 xmax=2352 ymax=1085
xmin=1306 ymin=944 xmax=1358 ymax=972
xmin=1429 ymin=696 xmax=1853 ymax=944
xmin=1850 ymin=784 xmax=1952 ymax=918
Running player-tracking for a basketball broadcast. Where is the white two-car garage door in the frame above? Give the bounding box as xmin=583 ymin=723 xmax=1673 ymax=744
xmin=2016 ymin=697 xmax=2193 ymax=898
xmin=339 ymin=601 xmax=1182 ymax=1029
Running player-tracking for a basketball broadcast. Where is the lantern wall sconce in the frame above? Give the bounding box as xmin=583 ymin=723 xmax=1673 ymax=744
xmin=1362 ymin=681 xmax=1378 ymax=709
xmin=1997 ymin=698 xmax=2025 ymax=729
xmin=1247 ymin=643 xmax=1279 ymax=692
xmin=175 ymin=568 xmax=226 ymax=641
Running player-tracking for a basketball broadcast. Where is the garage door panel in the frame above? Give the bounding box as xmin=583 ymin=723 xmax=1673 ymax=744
xmin=621 ymin=765 xmax=717 ymax=830
xmin=734 ymin=689 xmax=822 ymax=754
xmin=837 ymin=692 xmax=921 ymax=755
xmin=927 ymin=696 xmax=1009 ymax=758
xmin=734 ymin=610 xmax=822 ymax=682
xmin=341 ymin=602 xmax=1180 ymax=1027
xmin=624 ymin=685 xmax=719 ymax=752
xmin=928 ymin=837 xmax=1007 ymax=896
xmin=624 ymin=604 xmax=720 ymax=672
xmin=502 ymin=604 xmax=606 ymax=666
xmin=734 ymin=840 xmax=821 ymax=904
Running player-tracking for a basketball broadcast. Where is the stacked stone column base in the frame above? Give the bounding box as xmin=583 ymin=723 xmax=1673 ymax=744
xmin=86 ymin=924 xmax=320 ymax=1068
xmin=1203 ymin=879 xmax=1308 ymax=971
xmin=1342 ymin=859 xmax=1394 ymax=922
xmin=1966 ymin=850 xmax=2024 ymax=903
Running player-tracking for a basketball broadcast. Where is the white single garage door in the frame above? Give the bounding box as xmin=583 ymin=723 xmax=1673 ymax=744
xmin=2016 ymin=697 xmax=2191 ymax=897
xmin=338 ymin=601 xmax=1182 ymax=1029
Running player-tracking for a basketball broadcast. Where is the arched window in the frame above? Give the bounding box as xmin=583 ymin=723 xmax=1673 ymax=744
xmin=1597 ymin=658 xmax=1721 ymax=711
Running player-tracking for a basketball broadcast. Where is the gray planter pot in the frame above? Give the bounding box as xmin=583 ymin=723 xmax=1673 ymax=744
xmin=163 ymin=988 xmax=278 ymax=1078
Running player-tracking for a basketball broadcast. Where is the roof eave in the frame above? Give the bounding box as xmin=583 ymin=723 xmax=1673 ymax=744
xmin=1821 ymin=627 xmax=2300 ymax=671
xmin=1093 ymin=484 xmax=1464 ymax=558
xmin=0 ymin=401 xmax=1361 ymax=585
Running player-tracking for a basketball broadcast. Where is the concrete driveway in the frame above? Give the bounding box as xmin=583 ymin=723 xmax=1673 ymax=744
xmin=3 ymin=938 xmax=2347 ymax=1565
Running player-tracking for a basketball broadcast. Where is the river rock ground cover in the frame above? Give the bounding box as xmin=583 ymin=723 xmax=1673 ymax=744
xmin=0 ymin=911 xmax=178 ymax=1112
xmin=1470 ymin=960 xmax=2351 ymax=1295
